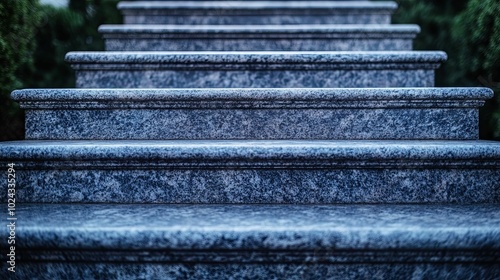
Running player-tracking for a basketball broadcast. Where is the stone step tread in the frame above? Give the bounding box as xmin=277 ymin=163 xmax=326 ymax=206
xmin=2 ymin=140 xmax=500 ymax=163
xmin=118 ymin=1 xmax=398 ymax=10
xmin=12 ymin=87 xmax=491 ymax=103
xmin=2 ymin=140 xmax=499 ymax=204
xmin=66 ymin=51 xmax=446 ymax=65
xmin=6 ymin=204 xmax=499 ymax=278
xmin=14 ymin=88 xmax=491 ymax=140
xmin=99 ymin=24 xmax=420 ymax=36
xmin=6 ymin=204 xmax=500 ymax=252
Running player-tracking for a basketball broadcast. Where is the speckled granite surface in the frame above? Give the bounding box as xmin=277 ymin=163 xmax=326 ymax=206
xmin=118 ymin=1 xmax=397 ymax=25
xmin=1 ymin=204 xmax=499 ymax=278
xmin=100 ymin=24 xmax=419 ymax=51
xmin=66 ymin=51 xmax=446 ymax=88
xmin=13 ymin=88 xmax=491 ymax=140
xmin=1 ymin=140 xmax=499 ymax=203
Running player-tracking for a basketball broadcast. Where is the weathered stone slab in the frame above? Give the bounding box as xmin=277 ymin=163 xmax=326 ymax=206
xmin=2 ymin=204 xmax=499 ymax=278
xmin=12 ymin=88 xmax=491 ymax=140
xmin=118 ymin=1 xmax=398 ymax=25
xmin=66 ymin=51 xmax=446 ymax=88
xmin=1 ymin=140 xmax=499 ymax=203
xmin=99 ymin=24 xmax=420 ymax=51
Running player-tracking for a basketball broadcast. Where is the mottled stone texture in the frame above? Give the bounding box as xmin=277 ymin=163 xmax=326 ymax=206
xmin=1 ymin=140 xmax=499 ymax=203
xmin=12 ymin=88 xmax=491 ymax=140
xmin=118 ymin=1 xmax=398 ymax=25
xmin=22 ymin=108 xmax=480 ymax=140
xmin=105 ymin=37 xmax=414 ymax=51
xmin=65 ymin=51 xmax=446 ymax=88
xmin=76 ymin=69 xmax=437 ymax=88
xmin=9 ymin=263 xmax=500 ymax=280
xmin=99 ymin=24 xmax=419 ymax=51
xmin=2 ymin=1 xmax=499 ymax=278
xmin=2 ymin=204 xmax=499 ymax=279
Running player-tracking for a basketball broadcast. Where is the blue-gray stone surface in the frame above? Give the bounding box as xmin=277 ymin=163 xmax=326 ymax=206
xmin=2 ymin=204 xmax=499 ymax=279
xmin=1 ymin=140 xmax=499 ymax=203
xmin=100 ymin=24 xmax=419 ymax=51
xmin=118 ymin=1 xmax=398 ymax=25
xmin=12 ymin=87 xmax=491 ymax=140
xmin=66 ymin=51 xmax=446 ymax=88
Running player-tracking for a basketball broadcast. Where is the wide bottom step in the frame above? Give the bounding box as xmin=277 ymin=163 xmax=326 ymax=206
xmin=3 ymin=204 xmax=499 ymax=279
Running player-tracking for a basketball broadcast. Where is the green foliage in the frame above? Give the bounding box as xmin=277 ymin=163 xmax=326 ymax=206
xmin=452 ymin=0 xmax=500 ymax=139
xmin=392 ymin=0 xmax=468 ymax=86
xmin=393 ymin=0 xmax=500 ymax=139
xmin=21 ymin=0 xmax=121 ymax=89
xmin=0 ymin=0 xmax=40 ymax=140
xmin=20 ymin=5 xmax=84 ymax=88
xmin=0 ymin=0 xmax=121 ymax=141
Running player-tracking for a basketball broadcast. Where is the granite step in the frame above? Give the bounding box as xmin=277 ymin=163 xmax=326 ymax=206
xmin=13 ymin=88 xmax=491 ymax=140
xmin=1 ymin=140 xmax=499 ymax=203
xmin=2 ymin=204 xmax=499 ymax=279
xmin=66 ymin=51 xmax=446 ymax=88
xmin=118 ymin=1 xmax=398 ymax=25
xmin=99 ymin=24 xmax=420 ymax=51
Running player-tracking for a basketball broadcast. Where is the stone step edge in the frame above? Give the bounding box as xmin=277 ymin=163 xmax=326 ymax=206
xmin=2 ymin=140 xmax=500 ymax=168
xmin=98 ymin=24 xmax=420 ymax=39
xmin=65 ymin=51 xmax=447 ymax=70
xmin=3 ymin=204 xmax=499 ymax=263
xmin=117 ymin=1 xmax=398 ymax=13
xmin=12 ymin=87 xmax=492 ymax=109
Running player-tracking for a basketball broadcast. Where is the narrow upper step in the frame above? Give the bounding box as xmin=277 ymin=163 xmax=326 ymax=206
xmin=66 ymin=51 xmax=446 ymax=88
xmin=13 ymin=87 xmax=491 ymax=140
xmin=1 ymin=140 xmax=499 ymax=203
xmin=99 ymin=24 xmax=420 ymax=51
xmin=118 ymin=1 xmax=398 ymax=25
xmin=4 ymin=204 xmax=499 ymax=278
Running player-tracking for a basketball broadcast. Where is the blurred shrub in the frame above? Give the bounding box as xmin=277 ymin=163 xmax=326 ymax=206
xmin=0 ymin=0 xmax=40 ymax=140
xmin=393 ymin=0 xmax=500 ymax=139
xmin=21 ymin=0 xmax=121 ymax=88
xmin=453 ymin=0 xmax=500 ymax=139
xmin=0 ymin=0 xmax=121 ymax=141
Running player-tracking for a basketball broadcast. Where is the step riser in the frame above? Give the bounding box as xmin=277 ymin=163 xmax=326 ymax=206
xmin=104 ymin=38 xmax=414 ymax=51
xmin=6 ymin=166 xmax=499 ymax=203
xmin=23 ymin=108 xmax=479 ymax=140
xmin=74 ymin=69 xmax=435 ymax=88
xmin=123 ymin=14 xmax=393 ymax=25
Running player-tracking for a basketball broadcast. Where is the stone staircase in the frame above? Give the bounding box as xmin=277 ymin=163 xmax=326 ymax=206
xmin=1 ymin=1 xmax=500 ymax=279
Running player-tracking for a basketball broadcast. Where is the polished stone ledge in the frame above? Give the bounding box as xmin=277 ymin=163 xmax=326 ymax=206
xmin=12 ymin=88 xmax=491 ymax=140
xmin=2 ymin=204 xmax=499 ymax=278
xmin=1 ymin=140 xmax=499 ymax=203
xmin=100 ymin=24 xmax=420 ymax=51
xmin=66 ymin=51 xmax=446 ymax=88
xmin=118 ymin=1 xmax=398 ymax=25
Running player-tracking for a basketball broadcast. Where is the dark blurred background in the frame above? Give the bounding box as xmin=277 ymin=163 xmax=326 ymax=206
xmin=1 ymin=0 xmax=499 ymax=141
